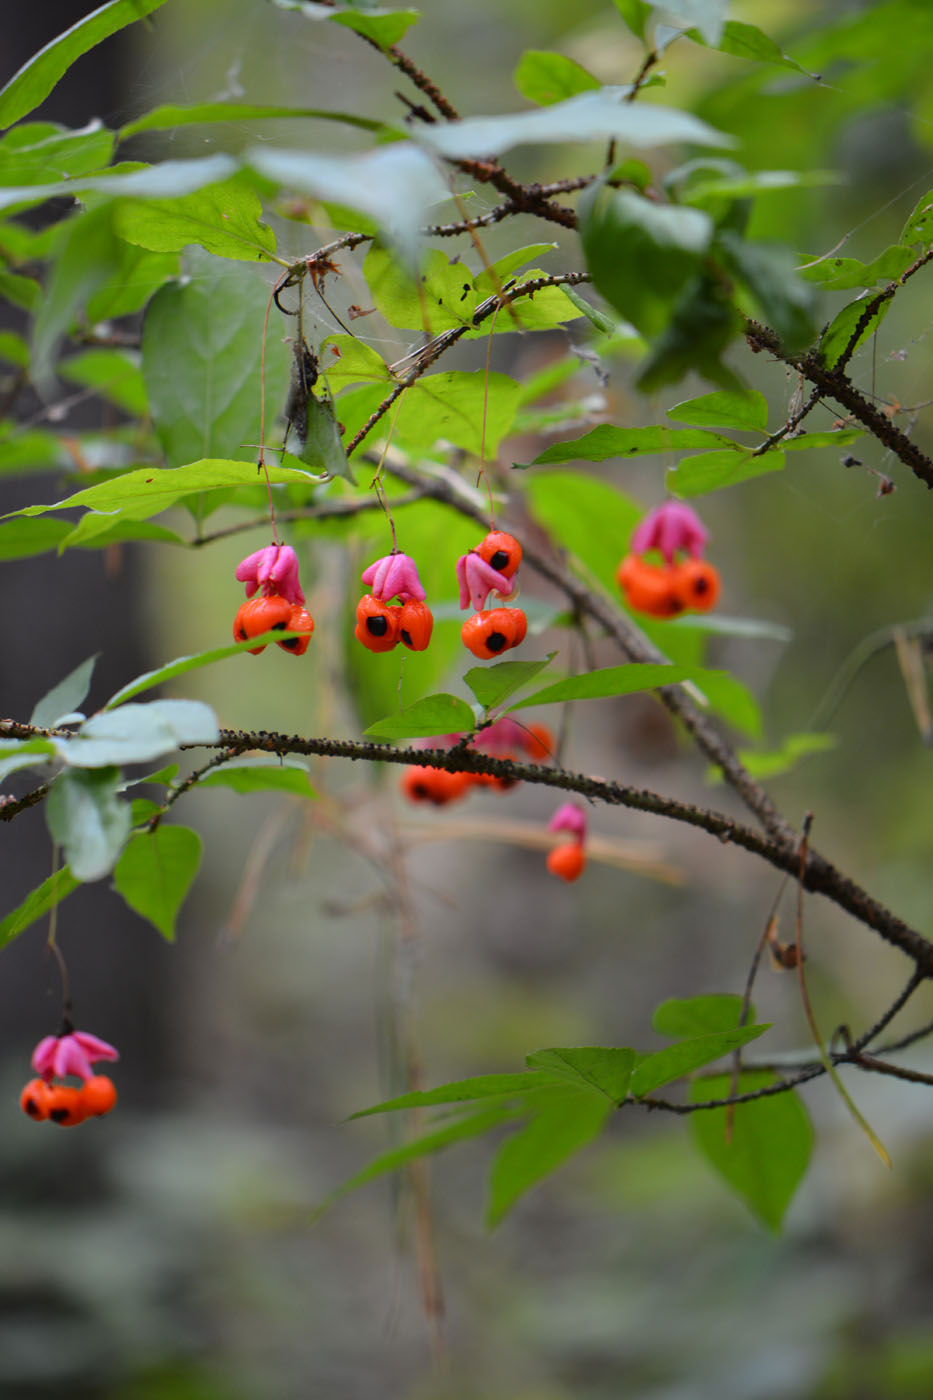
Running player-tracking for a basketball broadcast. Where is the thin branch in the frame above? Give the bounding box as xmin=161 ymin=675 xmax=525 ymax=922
xmin=188 ymin=490 xmax=428 ymax=547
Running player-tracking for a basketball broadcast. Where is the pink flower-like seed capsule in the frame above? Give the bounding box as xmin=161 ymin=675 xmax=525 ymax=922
xmin=361 ymin=553 xmax=426 ymax=604
xmin=456 ymin=551 xmax=514 ymax=612
xmin=32 ymin=1029 xmax=119 ymax=1085
xmin=547 ymin=802 xmax=588 ymax=844
xmin=235 ymin=544 xmax=305 ymax=606
xmin=630 ymin=502 xmax=709 ymax=565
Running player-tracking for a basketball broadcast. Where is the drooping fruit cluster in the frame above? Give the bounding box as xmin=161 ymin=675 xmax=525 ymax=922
xmin=457 ymin=531 xmax=527 ymax=659
xmin=20 ymin=1028 xmax=119 ymax=1127
xmin=233 ymin=544 xmax=314 ymax=655
xmin=616 ymin=503 xmax=720 ymax=619
xmin=355 ymin=553 xmax=434 ymax=654
xmin=546 ymin=802 xmax=587 ymax=882
xmin=400 ymin=718 xmax=554 ymax=807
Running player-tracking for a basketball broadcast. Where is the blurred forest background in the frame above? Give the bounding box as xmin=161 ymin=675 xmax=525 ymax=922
xmin=4 ymin=1 xmax=933 ymax=1397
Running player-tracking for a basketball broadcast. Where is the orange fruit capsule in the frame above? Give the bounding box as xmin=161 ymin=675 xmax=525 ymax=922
xmin=355 ymin=594 xmax=400 ymax=653
xmin=276 ymin=604 xmax=315 ymax=655
xmin=675 ymin=558 xmax=721 ymax=612
xmin=20 ymin=1078 xmax=52 ymax=1121
xmin=79 ymin=1075 xmax=118 ymax=1118
xmin=401 ymin=765 xmax=471 ymax=806
xmin=616 ymin=556 xmax=686 ymax=619
xmin=546 ymin=843 xmax=586 ymax=882
xmin=461 ymin=608 xmax=527 ymax=660
xmin=475 ymin=531 xmax=522 ymax=579
xmin=45 ymin=1084 xmax=87 ymax=1127
xmin=233 ymin=595 xmax=294 ymax=654
xmin=398 ymin=599 xmax=434 ymax=652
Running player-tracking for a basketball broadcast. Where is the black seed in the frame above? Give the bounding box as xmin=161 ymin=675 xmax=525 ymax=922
xmin=271 ymin=621 xmax=287 ymax=630
xmin=24 ymin=1097 xmax=40 ymax=1118
xmin=50 ymin=1108 xmax=69 ymax=1123
xmin=490 ymin=550 xmax=509 ymax=571
xmin=367 ymin=615 xmax=389 ymax=637
xmin=413 ymin=784 xmax=429 ymax=799
xmin=281 ymin=637 xmax=300 ymax=649
xmin=486 ymin=631 xmax=507 ymax=652
xmin=401 ymin=629 xmax=412 ymax=647
xmin=236 ymin=628 xmax=247 ymax=641
xmin=693 ymin=577 xmax=709 ymax=595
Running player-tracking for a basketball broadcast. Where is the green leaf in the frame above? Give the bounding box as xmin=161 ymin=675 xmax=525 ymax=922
xmin=653 ymin=994 xmax=749 ymax=1037
xmin=130 ymin=797 xmax=162 ymax=825
xmin=419 ymin=91 xmax=731 ymax=161
xmin=525 ymin=1047 xmax=636 ymax=1105
xmin=118 ymin=102 xmax=391 ymax=141
xmin=513 ymin=50 xmax=601 ymax=106
xmin=395 ymin=370 xmax=521 ymax=457
xmin=0 ymin=868 xmax=80 ymax=949
xmin=56 ymin=700 xmax=219 ymax=767
xmin=694 ymin=668 xmax=763 ymax=740
xmin=682 ymin=168 xmax=844 ymax=207
xmin=114 ymin=172 xmax=277 ymax=262
xmin=464 ymin=657 xmax=554 ymax=712
xmin=508 ymin=662 xmax=729 ymax=711
xmin=690 ymin=1072 xmax=813 ymax=1231
xmin=301 ymin=394 xmax=354 ymax=483
xmin=716 ymin=232 xmax=815 ymax=352
xmin=686 ymin=18 xmax=808 ymax=72
xmin=267 ymin=0 xmax=419 ymax=49
xmin=486 ymin=1085 xmax=611 ymax=1226
xmin=105 ymin=636 xmax=317 ymax=709
xmin=636 ymin=271 xmax=742 ymax=393
xmin=0 ymin=517 xmax=72 ymax=558
xmin=523 ymin=471 xmax=643 ymax=596
xmin=58 ymin=348 xmax=147 ymax=416
xmin=781 ymin=428 xmax=863 ymax=451
xmin=196 ymin=758 xmax=316 ymax=798
xmin=0 ymin=0 xmax=170 ymax=130
xmin=611 ymin=0 xmax=651 ymax=39
xmin=580 ymin=185 xmax=714 ymax=338
xmin=667 ymin=389 xmax=768 ymax=432
xmin=0 ymin=121 xmax=114 ymax=184
xmin=30 ymin=204 xmax=123 ymax=389
xmin=651 ymin=0 xmax=729 ymax=45
xmin=30 ymin=654 xmax=98 ymax=728
xmin=717 ymin=732 xmax=838 ymax=783
xmin=0 ymin=737 xmax=59 ymax=783
xmin=10 ymin=459 xmax=316 ymax=525
xmin=245 ymin=143 xmax=448 ymax=264
xmin=363 ymin=244 xmax=476 ymax=333
xmin=0 ymin=154 xmax=238 ymax=216
xmin=527 ymin=424 xmax=725 ymax=466
xmin=667 ymin=446 xmax=783 ymax=497
xmin=350 ymin=1072 xmax=559 ymax=1119
xmin=46 ymin=767 xmax=131 ymax=881
xmin=0 ymin=330 xmax=29 ymax=368
xmin=112 ymin=824 xmax=202 ymax=940
xmin=86 ymin=244 xmax=179 ymax=323
xmin=0 ymin=267 xmax=39 ymax=310
xmin=364 ymin=694 xmax=477 ymax=740
xmin=900 ymin=188 xmax=933 ymax=248
xmin=331 ymin=1105 xmax=520 ymax=1207
xmin=819 ymin=297 xmax=891 ymax=370
xmin=631 ymin=1025 xmax=770 ymax=1098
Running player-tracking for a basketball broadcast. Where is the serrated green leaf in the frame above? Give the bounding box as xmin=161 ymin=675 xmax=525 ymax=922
xmin=513 ymin=50 xmax=601 ymax=106
xmin=364 ymin=244 xmax=476 ymax=333
xmin=419 ymin=91 xmax=731 ymax=161
xmin=364 ymin=694 xmax=477 ymax=740
xmin=508 ymin=662 xmax=727 ymax=711
xmin=527 ymin=424 xmax=725 ymax=466
xmin=196 ymin=758 xmax=316 ymax=798
xmin=667 ymin=389 xmax=768 ymax=431
xmin=525 ymin=1047 xmax=636 ymax=1104
xmin=350 ymin=1071 xmax=558 ymax=1119
xmin=0 ymin=121 xmax=114 ymax=184
xmin=667 ymin=446 xmax=782 ymax=496
xmin=114 ymin=173 xmax=277 ymax=262
xmin=57 ymin=700 xmax=219 ymax=767
xmin=395 ymin=370 xmax=520 ymax=457
xmin=581 ymin=184 xmax=714 ymax=338
xmin=653 ymin=994 xmax=749 ymax=1037
xmin=112 ymin=824 xmax=202 ymax=940
xmin=30 ymin=654 xmax=98 ymax=728
xmin=464 ymin=657 xmax=554 ymax=712
xmin=632 ymin=1025 xmax=769 ymax=1097
xmin=46 ymin=767 xmax=131 ymax=881
xmin=0 ymin=868 xmax=80 ymax=949
xmin=487 ymin=1085 xmax=611 ymax=1226
xmin=690 ymin=1072 xmax=812 ymax=1231
xmin=0 ymin=0 xmax=170 ymax=130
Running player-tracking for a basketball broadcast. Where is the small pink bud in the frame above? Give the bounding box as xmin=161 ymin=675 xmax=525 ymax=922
xmin=361 ymin=553 xmax=426 ymax=604
xmin=630 ymin=502 xmax=709 ymax=565
xmin=548 ymin=802 xmax=587 ymax=844
xmin=32 ymin=1029 xmax=119 ymax=1085
xmin=235 ymin=545 xmax=305 ymax=605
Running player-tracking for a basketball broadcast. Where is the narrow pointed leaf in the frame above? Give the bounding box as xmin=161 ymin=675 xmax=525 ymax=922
xmin=0 ymin=868 xmax=80 ymax=948
xmin=112 ymin=824 xmax=202 ymax=940
xmin=30 ymin=654 xmax=98 ymax=728
xmin=364 ymin=694 xmax=477 ymax=740
xmin=631 ymin=1025 xmax=770 ymax=1098
xmin=349 ymin=1071 xmax=560 ymax=1119
xmin=487 ymin=1085 xmax=611 ymax=1226
xmin=464 ymin=657 xmax=555 ymax=712
xmin=525 ymin=1047 xmax=636 ymax=1104
xmin=46 ymin=767 xmax=131 ymax=881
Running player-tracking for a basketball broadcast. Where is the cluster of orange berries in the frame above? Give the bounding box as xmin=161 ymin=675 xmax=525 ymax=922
xmin=355 ymin=552 xmax=434 ymax=654
xmin=400 ymin=718 xmax=553 ymax=807
xmin=458 ymin=532 xmax=527 ymax=660
xmin=20 ymin=1028 xmax=119 ymax=1128
xmin=616 ymin=502 xmax=720 ymax=619
xmin=233 ymin=545 xmax=314 ymax=654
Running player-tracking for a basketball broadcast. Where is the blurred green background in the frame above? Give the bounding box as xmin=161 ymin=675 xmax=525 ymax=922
xmin=4 ymin=1 xmax=933 ymax=1397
